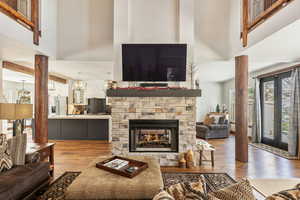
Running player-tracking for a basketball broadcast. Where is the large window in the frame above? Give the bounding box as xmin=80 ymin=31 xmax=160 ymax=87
xmin=260 ymin=72 xmax=292 ymax=150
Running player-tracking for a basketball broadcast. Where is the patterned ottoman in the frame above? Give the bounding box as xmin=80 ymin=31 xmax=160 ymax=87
xmin=65 ymin=156 xmax=164 ymax=200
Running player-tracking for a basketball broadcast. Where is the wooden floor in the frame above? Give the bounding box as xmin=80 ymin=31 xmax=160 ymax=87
xmin=51 ymin=135 xmax=300 ymax=180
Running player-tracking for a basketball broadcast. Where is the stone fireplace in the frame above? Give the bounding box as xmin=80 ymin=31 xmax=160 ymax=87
xmin=107 ymin=89 xmax=201 ymax=166
xmin=129 ymin=120 xmax=179 ymax=153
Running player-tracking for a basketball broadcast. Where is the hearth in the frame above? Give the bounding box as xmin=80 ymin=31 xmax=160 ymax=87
xmin=129 ymin=120 xmax=179 ymax=153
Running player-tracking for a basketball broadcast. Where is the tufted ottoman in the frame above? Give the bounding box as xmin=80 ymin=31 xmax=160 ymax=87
xmin=65 ymin=156 xmax=164 ymax=200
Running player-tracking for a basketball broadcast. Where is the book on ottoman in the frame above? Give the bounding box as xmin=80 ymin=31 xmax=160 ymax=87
xmin=96 ymin=156 xmax=148 ymax=178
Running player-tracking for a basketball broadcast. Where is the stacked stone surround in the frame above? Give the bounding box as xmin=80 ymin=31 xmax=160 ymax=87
xmin=108 ymin=96 xmax=197 ymax=166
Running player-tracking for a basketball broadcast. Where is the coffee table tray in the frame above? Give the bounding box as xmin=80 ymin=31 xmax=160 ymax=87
xmin=96 ymin=156 xmax=148 ymax=178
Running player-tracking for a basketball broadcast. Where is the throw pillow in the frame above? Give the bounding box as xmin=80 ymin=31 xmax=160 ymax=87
xmin=265 ymin=185 xmax=300 ymax=200
xmin=210 ymin=115 xmax=220 ymax=123
xmin=203 ymin=116 xmax=215 ymax=126
xmin=153 ymin=190 xmax=175 ymax=200
xmin=210 ymin=179 xmax=256 ymax=200
xmin=166 ymin=176 xmax=213 ymax=200
xmin=0 ymin=134 xmax=13 ymax=173
xmin=218 ymin=117 xmax=225 ymax=124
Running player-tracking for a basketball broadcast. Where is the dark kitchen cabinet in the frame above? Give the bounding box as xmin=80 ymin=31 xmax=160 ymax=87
xmin=61 ymin=119 xmax=87 ymax=139
xmin=87 ymin=119 xmax=109 ymax=140
xmin=44 ymin=118 xmax=109 ymax=140
xmin=48 ymin=119 xmax=61 ymax=139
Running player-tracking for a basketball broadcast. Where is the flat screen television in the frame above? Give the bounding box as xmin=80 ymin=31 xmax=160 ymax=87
xmin=122 ymin=44 xmax=187 ymax=82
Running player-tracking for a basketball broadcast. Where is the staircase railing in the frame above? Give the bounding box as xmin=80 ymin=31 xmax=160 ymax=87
xmin=242 ymin=0 xmax=293 ymax=47
xmin=0 ymin=0 xmax=40 ymax=45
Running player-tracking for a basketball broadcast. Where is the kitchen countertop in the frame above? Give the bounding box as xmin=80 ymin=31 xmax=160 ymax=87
xmin=48 ymin=114 xmax=112 ymax=120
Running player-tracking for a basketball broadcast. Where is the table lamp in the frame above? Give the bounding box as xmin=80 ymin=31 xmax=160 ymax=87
xmin=0 ymin=103 xmax=33 ymax=136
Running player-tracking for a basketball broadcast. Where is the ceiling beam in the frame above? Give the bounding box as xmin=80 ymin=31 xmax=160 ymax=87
xmin=2 ymin=61 xmax=68 ymax=84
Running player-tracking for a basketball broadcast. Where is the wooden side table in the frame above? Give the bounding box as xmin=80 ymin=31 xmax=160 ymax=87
xmin=26 ymin=142 xmax=55 ymax=178
xmin=199 ymin=148 xmax=215 ymax=167
xmin=196 ymin=140 xmax=215 ymax=167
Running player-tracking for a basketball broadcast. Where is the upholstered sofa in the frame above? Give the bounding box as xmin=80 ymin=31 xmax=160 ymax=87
xmin=196 ymin=121 xmax=230 ymax=139
xmin=0 ymin=150 xmax=50 ymax=200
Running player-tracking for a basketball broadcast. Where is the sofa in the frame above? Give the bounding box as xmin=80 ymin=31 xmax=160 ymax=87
xmin=0 ymin=145 xmax=51 ymax=200
xmin=196 ymin=113 xmax=230 ymax=139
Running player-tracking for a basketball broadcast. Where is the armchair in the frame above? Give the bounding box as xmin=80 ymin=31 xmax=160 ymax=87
xmin=196 ymin=115 xmax=230 ymax=139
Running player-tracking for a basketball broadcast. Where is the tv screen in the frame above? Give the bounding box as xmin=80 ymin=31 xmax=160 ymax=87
xmin=122 ymin=44 xmax=187 ymax=82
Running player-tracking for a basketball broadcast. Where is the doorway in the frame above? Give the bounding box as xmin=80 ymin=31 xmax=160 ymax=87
xmin=260 ymin=71 xmax=292 ymax=150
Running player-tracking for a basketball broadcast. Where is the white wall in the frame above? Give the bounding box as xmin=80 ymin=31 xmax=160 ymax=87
xmin=128 ymin=0 xmax=179 ymax=43
xmin=57 ymin=0 xmax=114 ymax=61
xmin=48 ymin=82 xmax=69 ymax=97
xmin=194 ymin=0 xmax=231 ymax=59
xmin=113 ymin=0 xmax=195 ymax=84
xmin=86 ymin=80 xmax=106 ymax=98
xmin=39 ymin=0 xmax=58 ymax=57
xmin=197 ymin=82 xmax=223 ymax=122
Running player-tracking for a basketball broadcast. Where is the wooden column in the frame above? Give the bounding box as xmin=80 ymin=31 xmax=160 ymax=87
xmin=31 ymin=0 xmax=39 ymax=45
xmin=34 ymin=55 xmax=48 ymax=144
xmin=242 ymin=0 xmax=249 ymax=47
xmin=235 ymin=55 xmax=249 ymax=163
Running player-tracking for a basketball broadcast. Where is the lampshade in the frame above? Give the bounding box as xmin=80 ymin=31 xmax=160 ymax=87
xmin=0 ymin=103 xmax=33 ymax=120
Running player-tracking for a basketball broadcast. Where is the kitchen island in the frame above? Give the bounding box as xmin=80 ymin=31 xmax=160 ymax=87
xmin=34 ymin=115 xmax=112 ymax=142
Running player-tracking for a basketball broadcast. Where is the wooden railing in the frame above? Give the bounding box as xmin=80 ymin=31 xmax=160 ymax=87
xmin=0 ymin=0 xmax=40 ymax=45
xmin=242 ymin=0 xmax=293 ymax=47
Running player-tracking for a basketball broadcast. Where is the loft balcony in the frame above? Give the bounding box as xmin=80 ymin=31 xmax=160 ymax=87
xmin=0 ymin=0 xmax=40 ymax=45
xmin=241 ymin=0 xmax=294 ymax=47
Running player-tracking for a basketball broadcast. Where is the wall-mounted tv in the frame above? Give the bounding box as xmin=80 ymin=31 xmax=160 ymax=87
xmin=122 ymin=44 xmax=187 ymax=82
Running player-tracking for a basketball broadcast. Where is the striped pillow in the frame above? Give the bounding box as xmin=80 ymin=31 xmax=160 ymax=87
xmin=0 ymin=134 xmax=13 ymax=173
xmin=210 ymin=179 xmax=255 ymax=200
xmin=266 ymin=184 xmax=300 ymax=200
xmin=153 ymin=190 xmax=175 ymax=200
xmin=166 ymin=175 xmax=218 ymax=200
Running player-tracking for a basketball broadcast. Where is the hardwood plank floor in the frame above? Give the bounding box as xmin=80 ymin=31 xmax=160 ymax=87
xmin=50 ymin=135 xmax=300 ymax=180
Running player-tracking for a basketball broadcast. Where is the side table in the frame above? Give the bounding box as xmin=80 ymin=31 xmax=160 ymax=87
xmin=196 ymin=139 xmax=215 ymax=167
xmin=26 ymin=142 xmax=55 ymax=178
xmin=199 ymin=147 xmax=215 ymax=167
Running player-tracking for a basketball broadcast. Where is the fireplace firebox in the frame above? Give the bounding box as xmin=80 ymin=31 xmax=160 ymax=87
xmin=129 ymin=120 xmax=179 ymax=152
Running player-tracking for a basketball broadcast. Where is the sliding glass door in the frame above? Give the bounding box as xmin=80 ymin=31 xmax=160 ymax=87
xmin=260 ymin=72 xmax=291 ymax=150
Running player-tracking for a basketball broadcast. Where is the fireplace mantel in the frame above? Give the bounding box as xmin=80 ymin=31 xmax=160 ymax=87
xmin=106 ymin=89 xmax=201 ymax=97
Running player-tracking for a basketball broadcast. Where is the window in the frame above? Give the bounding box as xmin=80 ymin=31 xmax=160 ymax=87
xmin=228 ymin=88 xmax=254 ymax=126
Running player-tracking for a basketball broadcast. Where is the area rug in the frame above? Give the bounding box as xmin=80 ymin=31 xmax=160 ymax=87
xmin=37 ymin=172 xmax=81 ymax=200
xmin=250 ymin=143 xmax=298 ymax=160
xmin=37 ymin=171 xmax=236 ymax=199
xmin=162 ymin=172 xmax=236 ymax=192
